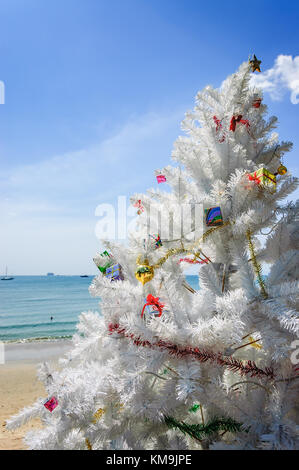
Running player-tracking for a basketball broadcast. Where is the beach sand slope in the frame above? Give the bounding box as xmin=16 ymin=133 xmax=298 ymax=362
xmin=0 ymin=362 xmax=45 ymax=450
xmin=0 ymin=340 xmax=71 ymax=450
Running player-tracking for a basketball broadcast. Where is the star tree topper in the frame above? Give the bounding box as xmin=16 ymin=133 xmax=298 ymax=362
xmin=249 ymin=54 xmax=261 ymax=73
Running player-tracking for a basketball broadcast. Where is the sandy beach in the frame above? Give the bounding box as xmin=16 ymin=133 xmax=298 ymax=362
xmin=0 ymin=340 xmax=72 ymax=450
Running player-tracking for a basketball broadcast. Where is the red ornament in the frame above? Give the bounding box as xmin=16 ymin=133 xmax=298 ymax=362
xmin=156 ymin=174 xmax=166 ymax=184
xmin=230 ymin=115 xmax=250 ymax=132
xmin=213 ymin=116 xmax=225 ymax=142
xmin=141 ymin=294 xmax=164 ymax=318
xmin=252 ymin=98 xmax=262 ymax=108
xmin=44 ymin=396 xmax=58 ymax=412
xmin=134 ymin=200 xmax=144 ymax=214
xmin=213 ymin=115 xmax=222 ymax=132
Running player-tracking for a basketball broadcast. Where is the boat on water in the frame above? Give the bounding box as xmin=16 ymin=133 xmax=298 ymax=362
xmin=1 ymin=266 xmax=14 ymax=281
xmin=80 ymin=275 xmax=89 ymax=278
xmin=47 ymin=272 xmax=55 ymax=276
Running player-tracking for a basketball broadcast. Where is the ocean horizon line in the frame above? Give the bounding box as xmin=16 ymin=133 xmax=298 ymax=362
xmin=1 ymin=273 xmax=199 ymax=277
xmin=0 ymin=275 xmax=199 ymax=342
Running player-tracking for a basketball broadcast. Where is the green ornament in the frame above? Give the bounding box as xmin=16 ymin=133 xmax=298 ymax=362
xmin=98 ymin=262 xmax=112 ymax=274
xmin=189 ymin=404 xmax=200 ymax=413
xmin=101 ymin=250 xmax=110 ymax=257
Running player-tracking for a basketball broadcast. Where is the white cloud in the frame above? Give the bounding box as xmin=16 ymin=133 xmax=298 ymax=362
xmin=251 ymin=55 xmax=299 ymax=104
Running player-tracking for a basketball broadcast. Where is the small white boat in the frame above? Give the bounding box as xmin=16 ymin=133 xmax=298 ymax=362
xmin=1 ymin=266 xmax=14 ymax=281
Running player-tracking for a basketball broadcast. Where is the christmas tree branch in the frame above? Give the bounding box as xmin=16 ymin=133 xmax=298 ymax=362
xmin=108 ymin=324 xmax=275 ymax=379
xmin=164 ymin=415 xmax=245 ymax=442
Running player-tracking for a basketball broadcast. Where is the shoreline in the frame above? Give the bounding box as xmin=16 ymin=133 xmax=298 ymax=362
xmin=2 ymin=335 xmax=73 ymax=344
xmin=0 ymin=339 xmax=72 ymax=450
xmin=3 ymin=338 xmax=73 ymax=363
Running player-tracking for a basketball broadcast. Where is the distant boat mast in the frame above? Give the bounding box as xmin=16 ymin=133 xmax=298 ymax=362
xmin=1 ymin=266 xmax=14 ymax=281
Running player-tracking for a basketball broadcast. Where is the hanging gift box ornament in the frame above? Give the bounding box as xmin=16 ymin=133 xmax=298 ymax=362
xmin=93 ymin=251 xmax=113 ymax=274
xmin=248 ymin=167 xmax=276 ymax=192
xmin=205 ymin=207 xmax=224 ymax=227
xmin=249 ymin=54 xmax=261 ymax=73
xmin=275 ymin=163 xmax=287 ymax=176
xmin=135 ymin=259 xmax=154 ymax=285
xmin=105 ymin=263 xmax=124 ymax=281
xmin=141 ymin=294 xmax=164 ymax=318
xmin=44 ymin=396 xmax=58 ymax=412
xmin=156 ymin=174 xmax=166 ymax=184
xmin=252 ymin=98 xmax=262 ymax=108
xmin=98 ymin=262 xmax=111 ymax=274
xmin=149 ymin=234 xmax=162 ymax=249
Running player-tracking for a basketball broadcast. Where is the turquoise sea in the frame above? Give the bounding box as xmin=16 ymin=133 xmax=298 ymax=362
xmin=0 ymin=275 xmax=199 ymax=342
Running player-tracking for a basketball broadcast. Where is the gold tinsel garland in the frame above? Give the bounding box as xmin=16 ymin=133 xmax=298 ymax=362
xmin=85 ymin=438 xmax=92 ymax=450
xmin=92 ymin=404 xmax=123 ymax=423
xmin=149 ymin=220 xmax=231 ymax=270
xmin=92 ymin=408 xmax=105 ymax=422
xmin=246 ymin=229 xmax=268 ymax=299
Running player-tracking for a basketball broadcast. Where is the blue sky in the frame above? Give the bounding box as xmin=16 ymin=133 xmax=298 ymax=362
xmin=0 ymin=0 xmax=298 ymax=275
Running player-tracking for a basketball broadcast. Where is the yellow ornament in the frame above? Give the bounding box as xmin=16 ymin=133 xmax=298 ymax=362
xmin=114 ymin=403 xmax=124 ymax=411
xmin=135 ymin=258 xmax=154 ymax=285
xmin=276 ymin=164 xmax=287 ymax=176
xmin=248 ymin=336 xmax=262 ymax=350
xmin=92 ymin=408 xmax=105 ymax=423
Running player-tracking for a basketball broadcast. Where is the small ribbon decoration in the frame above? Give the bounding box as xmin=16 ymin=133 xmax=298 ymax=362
xmin=213 ymin=116 xmax=225 ymax=142
xmin=134 ymin=199 xmax=144 ymax=213
xmin=213 ymin=115 xmax=222 ymax=132
xmin=101 ymin=250 xmax=111 ymax=257
xmin=248 ymin=171 xmax=260 ymax=185
xmin=141 ymin=294 xmax=164 ymax=318
xmin=230 ymin=115 xmax=250 ymax=132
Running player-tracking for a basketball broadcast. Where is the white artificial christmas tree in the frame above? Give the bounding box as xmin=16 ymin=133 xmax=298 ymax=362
xmin=7 ymin=59 xmax=299 ymax=450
